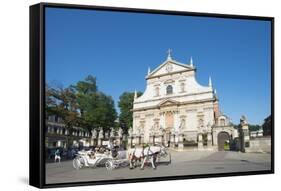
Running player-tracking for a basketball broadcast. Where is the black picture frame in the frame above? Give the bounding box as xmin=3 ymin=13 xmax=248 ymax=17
xmin=30 ymin=2 xmax=274 ymax=188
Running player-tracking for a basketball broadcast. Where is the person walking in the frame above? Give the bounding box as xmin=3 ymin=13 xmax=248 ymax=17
xmin=54 ymin=149 xmax=61 ymax=163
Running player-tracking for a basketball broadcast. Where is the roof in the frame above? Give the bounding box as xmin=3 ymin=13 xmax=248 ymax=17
xmin=146 ymin=57 xmax=195 ymax=79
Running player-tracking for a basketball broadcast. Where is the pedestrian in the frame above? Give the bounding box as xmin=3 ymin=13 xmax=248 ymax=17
xmin=54 ymin=149 xmax=61 ymax=163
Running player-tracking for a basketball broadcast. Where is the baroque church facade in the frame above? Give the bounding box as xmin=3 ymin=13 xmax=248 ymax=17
xmin=130 ymin=50 xmax=238 ymax=150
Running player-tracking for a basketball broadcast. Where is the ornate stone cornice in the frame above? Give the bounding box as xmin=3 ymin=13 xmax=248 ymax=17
xmin=146 ymin=68 xmax=196 ymax=80
xmin=134 ymin=90 xmax=214 ymax=105
xmin=132 ymin=97 xmax=216 ymax=112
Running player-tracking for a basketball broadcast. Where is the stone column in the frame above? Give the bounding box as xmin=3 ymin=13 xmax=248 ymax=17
xmin=110 ymin=129 xmax=115 ymax=140
xmin=239 ymin=116 xmax=250 ymax=152
xmin=159 ymin=112 xmax=165 ymax=129
xmin=178 ymin=133 xmax=184 ymax=150
xmin=91 ymin=130 xmax=96 ymax=146
xmin=174 ymin=111 xmax=180 ymax=132
xmin=198 ymin=133 xmax=203 ymax=150
xmin=174 ymin=132 xmax=179 ymax=145
xmin=98 ymin=129 xmax=103 ymax=146
xmin=156 ymin=134 xmax=162 ymax=145
xmin=140 ymin=135 xmax=143 ymax=145
xmin=118 ymin=128 xmax=123 ymax=145
xmin=134 ymin=136 xmax=139 ymax=145
xmin=127 ymin=136 xmax=133 ymax=148
xmin=170 ymin=133 xmax=175 ymax=148
xmin=212 ymin=131 xmax=218 ymax=146
xmin=207 ymin=132 xmax=212 ymax=147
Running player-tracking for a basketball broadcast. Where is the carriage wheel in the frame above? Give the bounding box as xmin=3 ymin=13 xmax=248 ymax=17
xmin=105 ymin=160 xmax=114 ymax=171
xmin=160 ymin=151 xmax=171 ymax=165
xmin=167 ymin=152 xmax=172 ymax=164
xmin=73 ymin=158 xmax=82 ymax=170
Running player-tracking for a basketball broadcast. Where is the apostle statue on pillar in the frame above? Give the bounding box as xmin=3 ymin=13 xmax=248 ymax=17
xmin=118 ymin=128 xmax=123 ymax=137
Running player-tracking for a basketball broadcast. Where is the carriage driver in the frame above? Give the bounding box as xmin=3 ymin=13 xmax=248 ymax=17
xmin=88 ymin=147 xmax=96 ymax=159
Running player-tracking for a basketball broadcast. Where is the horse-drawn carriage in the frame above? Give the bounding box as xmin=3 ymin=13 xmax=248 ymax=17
xmin=72 ymin=144 xmax=171 ymax=171
xmin=128 ymin=144 xmax=171 ymax=170
xmin=72 ymin=146 xmax=128 ymax=170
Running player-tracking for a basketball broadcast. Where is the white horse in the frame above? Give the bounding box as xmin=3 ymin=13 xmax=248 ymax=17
xmin=128 ymin=144 xmax=168 ymax=170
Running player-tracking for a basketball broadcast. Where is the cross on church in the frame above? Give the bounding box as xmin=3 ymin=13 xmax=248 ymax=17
xmin=167 ymin=48 xmax=172 ymax=56
xmin=167 ymin=48 xmax=172 ymax=59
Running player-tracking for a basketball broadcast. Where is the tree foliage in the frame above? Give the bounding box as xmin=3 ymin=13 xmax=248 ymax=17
xmin=46 ymin=75 xmax=117 ymax=132
xmin=118 ymin=91 xmax=142 ymax=134
xmin=46 ymin=85 xmax=80 ymax=130
xmin=248 ymin=124 xmax=262 ymax=132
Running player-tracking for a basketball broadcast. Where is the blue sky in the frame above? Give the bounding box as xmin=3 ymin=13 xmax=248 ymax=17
xmin=45 ymin=7 xmax=271 ymax=125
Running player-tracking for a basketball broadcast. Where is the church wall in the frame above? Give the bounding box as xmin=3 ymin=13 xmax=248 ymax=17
xmin=132 ymin=55 xmax=222 ymax=147
xmin=134 ymin=70 xmax=213 ymax=110
xmin=133 ymin=100 xmax=216 ymax=144
xmin=144 ymin=112 xmax=153 ymax=142
xmin=185 ymin=109 xmax=198 ymax=131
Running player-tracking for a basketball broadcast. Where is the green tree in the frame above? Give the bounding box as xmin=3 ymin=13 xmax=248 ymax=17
xmin=262 ymin=115 xmax=271 ymax=136
xmin=73 ymin=75 xmax=98 ymax=117
xmin=248 ymin=124 xmax=261 ymax=132
xmin=46 ymin=85 xmax=80 ymax=129
xmin=45 ymin=84 xmax=58 ymax=117
xmin=118 ymin=91 xmax=142 ymax=134
xmin=73 ymin=75 xmax=117 ymax=132
xmin=45 ymin=84 xmax=81 ymax=147
xmin=46 ymin=75 xmax=117 ymax=140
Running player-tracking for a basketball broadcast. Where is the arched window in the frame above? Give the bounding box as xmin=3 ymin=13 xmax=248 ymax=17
xmin=180 ymin=83 xmax=185 ymax=92
xmin=180 ymin=118 xmax=186 ymax=129
xmin=155 ymin=87 xmax=160 ymax=96
xmin=166 ymin=85 xmax=173 ymax=94
xmin=220 ymin=118 xmax=226 ymax=126
xmin=198 ymin=119 xmax=204 ymax=127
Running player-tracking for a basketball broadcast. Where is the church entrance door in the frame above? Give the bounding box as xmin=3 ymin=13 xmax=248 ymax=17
xmin=165 ymin=111 xmax=174 ymax=145
xmin=217 ymin=132 xmax=230 ymax=151
xmin=165 ymin=111 xmax=174 ymax=129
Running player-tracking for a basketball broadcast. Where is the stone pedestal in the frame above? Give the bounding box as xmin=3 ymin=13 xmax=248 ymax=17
xmin=98 ymin=129 xmax=104 ymax=146
xmin=128 ymin=136 xmax=133 ymax=148
xmin=149 ymin=135 xmax=154 ymax=145
xmin=119 ymin=137 xmax=123 ymax=146
xmin=90 ymin=139 xmax=95 ymax=146
xmin=178 ymin=134 xmax=184 ymax=150
xmin=239 ymin=116 xmax=250 ymax=152
xmin=98 ymin=138 xmax=102 ymax=146
xmin=242 ymin=125 xmax=250 ymax=151
xmin=170 ymin=134 xmax=175 ymax=148
xmin=135 ymin=136 xmax=140 ymax=145
xmin=239 ymin=125 xmax=250 ymax=152
xmin=198 ymin=133 xmax=203 ymax=150
xmin=131 ymin=136 xmax=136 ymax=145
xmin=157 ymin=135 xmax=162 ymax=145
xmin=140 ymin=135 xmax=144 ymax=145
xmin=115 ymin=136 xmax=120 ymax=145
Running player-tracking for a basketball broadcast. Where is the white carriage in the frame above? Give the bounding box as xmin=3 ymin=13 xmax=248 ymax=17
xmin=72 ymin=148 xmax=129 ymax=171
xmin=73 ymin=144 xmax=171 ymax=171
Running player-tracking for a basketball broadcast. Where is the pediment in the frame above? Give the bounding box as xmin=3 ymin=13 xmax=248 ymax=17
xmin=147 ymin=59 xmax=194 ymax=79
xmin=158 ymin=99 xmax=180 ymax=107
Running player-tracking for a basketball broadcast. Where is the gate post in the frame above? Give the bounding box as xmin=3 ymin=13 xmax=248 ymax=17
xmin=198 ymin=133 xmax=203 ymax=150
xmin=239 ymin=115 xmax=250 ymax=152
xmin=178 ymin=133 xmax=184 ymax=150
xmin=207 ymin=132 xmax=212 ymax=147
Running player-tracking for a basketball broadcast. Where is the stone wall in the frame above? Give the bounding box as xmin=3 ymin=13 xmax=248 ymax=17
xmin=246 ymin=137 xmax=271 ymax=153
